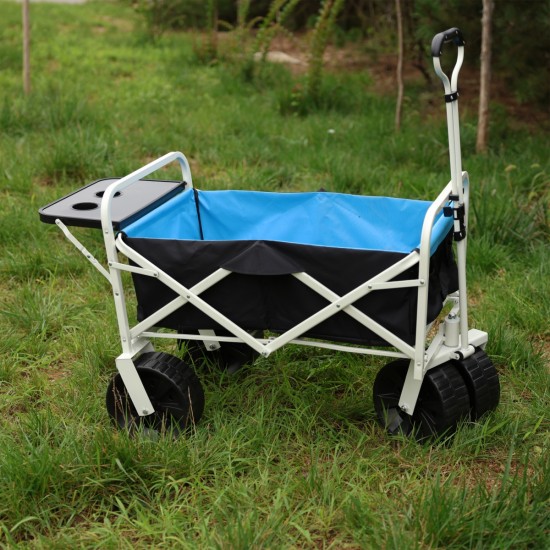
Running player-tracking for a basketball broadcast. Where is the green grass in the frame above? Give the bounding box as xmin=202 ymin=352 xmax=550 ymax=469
xmin=1 ymin=1 xmax=549 ymax=547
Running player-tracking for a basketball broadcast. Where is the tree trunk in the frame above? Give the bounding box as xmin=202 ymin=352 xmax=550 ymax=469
xmin=395 ymin=0 xmax=404 ymax=131
xmin=22 ymin=0 xmax=31 ymax=95
xmin=476 ymin=0 xmax=494 ymax=153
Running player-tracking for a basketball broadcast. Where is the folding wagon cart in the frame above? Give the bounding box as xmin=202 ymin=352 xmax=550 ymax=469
xmin=39 ymin=29 xmax=499 ymax=440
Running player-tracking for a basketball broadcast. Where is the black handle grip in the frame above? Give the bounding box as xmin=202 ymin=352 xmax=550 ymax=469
xmin=431 ymin=28 xmax=465 ymax=57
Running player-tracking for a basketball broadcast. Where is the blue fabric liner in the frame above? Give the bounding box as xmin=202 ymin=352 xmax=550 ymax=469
xmin=124 ymin=189 xmax=452 ymax=255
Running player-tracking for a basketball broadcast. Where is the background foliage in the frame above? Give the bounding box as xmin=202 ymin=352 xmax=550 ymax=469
xmin=133 ymin=0 xmax=550 ymax=105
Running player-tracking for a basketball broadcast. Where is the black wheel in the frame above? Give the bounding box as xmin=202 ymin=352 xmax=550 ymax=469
xmin=184 ymin=330 xmax=263 ymax=374
xmin=106 ymin=352 xmax=204 ymax=436
xmin=453 ymin=348 xmax=499 ymax=420
xmin=373 ymin=359 xmax=471 ymax=440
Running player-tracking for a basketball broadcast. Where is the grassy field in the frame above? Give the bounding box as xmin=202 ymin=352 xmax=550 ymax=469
xmin=1 ymin=1 xmax=549 ymax=547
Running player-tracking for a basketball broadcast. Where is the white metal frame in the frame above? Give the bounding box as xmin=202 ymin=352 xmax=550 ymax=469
xmin=54 ymin=34 xmax=487 ymax=420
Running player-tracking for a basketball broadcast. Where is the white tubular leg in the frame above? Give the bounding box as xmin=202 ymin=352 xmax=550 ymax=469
xmin=115 ymin=356 xmax=154 ymax=416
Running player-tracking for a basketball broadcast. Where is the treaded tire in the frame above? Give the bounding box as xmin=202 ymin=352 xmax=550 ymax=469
xmin=106 ymin=352 xmax=204 ymax=436
xmin=373 ymin=360 xmax=471 ymax=441
xmin=453 ymin=348 xmax=500 ymax=420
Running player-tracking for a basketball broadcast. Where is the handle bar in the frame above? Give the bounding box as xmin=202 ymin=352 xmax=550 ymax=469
xmin=431 ymin=27 xmax=464 ymax=95
xmin=431 ymin=28 xmax=470 ymax=357
xmin=431 ymin=27 xmax=465 ymax=58
xmin=431 ymin=28 xmax=465 ymax=203
xmin=101 ymin=151 xmax=193 ymax=236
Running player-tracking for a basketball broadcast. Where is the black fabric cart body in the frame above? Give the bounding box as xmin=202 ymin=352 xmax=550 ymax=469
xmin=123 ymin=187 xmax=459 ymax=351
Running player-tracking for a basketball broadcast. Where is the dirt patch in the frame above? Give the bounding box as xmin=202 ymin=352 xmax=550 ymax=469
xmin=98 ymin=15 xmax=136 ymax=33
xmin=255 ymin=33 xmax=548 ymax=129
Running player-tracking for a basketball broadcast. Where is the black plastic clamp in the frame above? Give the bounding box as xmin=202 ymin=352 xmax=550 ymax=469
xmin=453 ymin=204 xmax=466 ymax=241
xmin=443 ymin=201 xmax=467 ymax=241
xmin=445 ymin=91 xmax=459 ymax=103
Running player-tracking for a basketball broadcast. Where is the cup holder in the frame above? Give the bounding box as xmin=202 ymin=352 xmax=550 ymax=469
xmin=96 ymin=191 xmax=122 ymax=198
xmin=72 ymin=202 xmax=99 ymax=211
